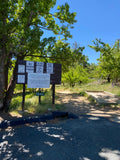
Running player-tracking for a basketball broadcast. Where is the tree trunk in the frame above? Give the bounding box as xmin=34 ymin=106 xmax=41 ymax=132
xmin=107 ymin=74 xmax=111 ymax=83
xmin=0 ymin=9 xmax=8 ymax=111
xmin=3 ymin=55 xmax=25 ymax=112
xmin=0 ymin=58 xmax=5 ymax=110
xmin=0 ymin=35 xmax=7 ymax=110
xmin=3 ymin=60 xmax=18 ymax=112
xmin=4 ymin=63 xmax=9 ymax=91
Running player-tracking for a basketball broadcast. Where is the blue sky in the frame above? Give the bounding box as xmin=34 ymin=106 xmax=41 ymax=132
xmin=44 ymin=0 xmax=120 ymax=64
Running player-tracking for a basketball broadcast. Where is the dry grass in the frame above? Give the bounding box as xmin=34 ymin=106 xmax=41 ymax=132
xmin=57 ymin=80 xmax=120 ymax=95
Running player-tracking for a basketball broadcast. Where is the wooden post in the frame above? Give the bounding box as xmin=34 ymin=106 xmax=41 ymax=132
xmin=22 ymin=84 xmax=25 ymax=111
xmin=39 ymin=88 xmax=41 ymax=104
xmin=52 ymin=84 xmax=55 ymax=105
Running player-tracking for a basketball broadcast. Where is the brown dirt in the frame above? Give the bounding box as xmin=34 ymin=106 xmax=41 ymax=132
xmin=0 ymin=90 xmax=120 ymax=123
xmin=56 ymin=90 xmax=120 ymax=118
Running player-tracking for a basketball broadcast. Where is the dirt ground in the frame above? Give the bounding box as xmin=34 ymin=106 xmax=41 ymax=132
xmin=0 ymin=90 xmax=120 ymax=123
xmin=56 ymin=90 xmax=120 ymax=119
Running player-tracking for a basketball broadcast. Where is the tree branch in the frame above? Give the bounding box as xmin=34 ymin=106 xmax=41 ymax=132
xmin=25 ymin=54 xmax=73 ymax=61
xmin=36 ymin=24 xmax=54 ymax=31
xmin=26 ymin=10 xmax=34 ymax=28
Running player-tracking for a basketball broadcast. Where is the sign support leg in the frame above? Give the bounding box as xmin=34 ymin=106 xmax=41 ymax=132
xmin=52 ymin=84 xmax=55 ymax=105
xmin=22 ymin=84 xmax=25 ymax=111
xmin=39 ymin=88 xmax=41 ymax=104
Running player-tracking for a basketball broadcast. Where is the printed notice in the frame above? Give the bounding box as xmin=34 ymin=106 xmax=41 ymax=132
xmin=17 ymin=75 xmax=25 ymax=83
xmin=18 ymin=65 xmax=25 ymax=73
xmin=36 ymin=62 xmax=44 ymax=73
xmin=27 ymin=73 xmax=50 ymax=88
xmin=46 ymin=63 xmax=53 ymax=74
xmin=26 ymin=61 xmax=34 ymax=73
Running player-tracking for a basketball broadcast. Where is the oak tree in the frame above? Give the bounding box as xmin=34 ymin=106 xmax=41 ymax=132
xmin=0 ymin=0 xmax=76 ymax=111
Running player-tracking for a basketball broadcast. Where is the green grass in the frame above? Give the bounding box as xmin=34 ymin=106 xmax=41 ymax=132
xmin=10 ymin=80 xmax=120 ymax=114
xmin=10 ymin=89 xmax=64 ymax=114
xmin=57 ymin=80 xmax=120 ymax=95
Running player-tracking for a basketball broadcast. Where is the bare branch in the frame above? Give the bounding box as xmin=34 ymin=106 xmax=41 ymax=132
xmin=26 ymin=10 xmax=34 ymax=28
xmin=36 ymin=24 xmax=54 ymax=32
xmin=25 ymin=54 xmax=73 ymax=61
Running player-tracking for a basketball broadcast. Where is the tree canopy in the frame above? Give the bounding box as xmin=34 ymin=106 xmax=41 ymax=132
xmin=0 ymin=0 xmax=77 ymax=111
xmin=89 ymin=38 xmax=120 ymax=82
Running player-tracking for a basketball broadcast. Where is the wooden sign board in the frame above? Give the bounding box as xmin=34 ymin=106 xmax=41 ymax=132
xmin=16 ymin=60 xmax=61 ymax=86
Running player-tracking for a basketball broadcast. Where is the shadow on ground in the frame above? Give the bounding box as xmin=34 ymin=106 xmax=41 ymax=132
xmin=56 ymin=92 xmax=120 ymax=118
xmin=0 ymin=116 xmax=120 ymax=160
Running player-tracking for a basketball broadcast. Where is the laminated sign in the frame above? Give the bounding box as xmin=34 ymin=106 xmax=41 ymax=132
xmin=36 ymin=62 xmax=44 ymax=73
xmin=17 ymin=75 xmax=25 ymax=83
xmin=27 ymin=73 xmax=50 ymax=88
xmin=26 ymin=61 xmax=34 ymax=73
xmin=46 ymin=63 xmax=53 ymax=74
xmin=18 ymin=65 xmax=25 ymax=73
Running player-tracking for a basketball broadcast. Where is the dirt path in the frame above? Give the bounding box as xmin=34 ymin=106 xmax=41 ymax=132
xmin=56 ymin=90 xmax=120 ymax=120
xmin=0 ymin=90 xmax=120 ymax=123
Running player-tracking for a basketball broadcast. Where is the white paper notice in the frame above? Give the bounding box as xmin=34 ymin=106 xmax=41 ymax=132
xmin=26 ymin=69 xmax=34 ymax=73
xmin=18 ymin=65 xmax=25 ymax=73
xmin=26 ymin=61 xmax=34 ymax=73
xmin=17 ymin=75 xmax=25 ymax=83
xmin=46 ymin=63 xmax=53 ymax=74
xmin=26 ymin=61 xmax=34 ymax=66
xmin=36 ymin=62 xmax=44 ymax=73
xmin=27 ymin=73 xmax=50 ymax=88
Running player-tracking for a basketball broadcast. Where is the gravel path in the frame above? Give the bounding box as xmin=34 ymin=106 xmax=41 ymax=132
xmin=56 ymin=90 xmax=120 ymax=122
xmin=86 ymin=91 xmax=120 ymax=104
